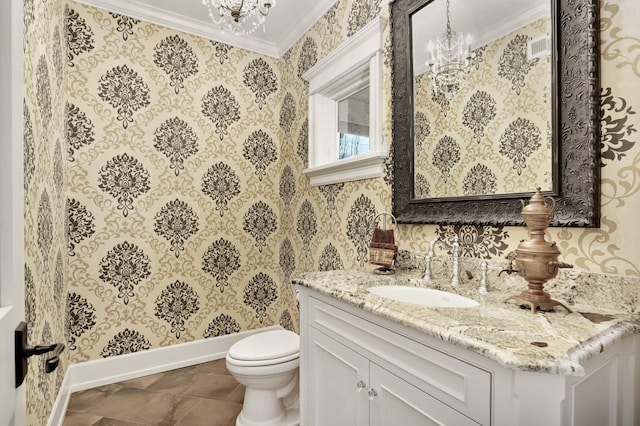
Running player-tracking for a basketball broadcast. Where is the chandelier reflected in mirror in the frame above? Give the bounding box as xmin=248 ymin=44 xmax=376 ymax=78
xmin=426 ymin=0 xmax=474 ymax=100
xmin=202 ymin=0 xmax=276 ymax=35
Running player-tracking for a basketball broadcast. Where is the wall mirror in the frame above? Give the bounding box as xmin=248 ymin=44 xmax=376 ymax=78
xmin=391 ymin=0 xmax=600 ymax=226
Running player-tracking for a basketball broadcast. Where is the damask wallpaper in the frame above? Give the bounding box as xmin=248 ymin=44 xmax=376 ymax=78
xmin=413 ymin=18 xmax=552 ymax=198
xmin=20 ymin=0 xmax=640 ymax=424
xmin=64 ymin=3 xmax=297 ymax=364
xmin=280 ymin=0 xmax=639 ymax=279
xmin=23 ymin=0 xmax=68 ymax=423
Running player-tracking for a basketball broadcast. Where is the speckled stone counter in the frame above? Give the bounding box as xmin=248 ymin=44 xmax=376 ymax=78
xmin=293 ymin=263 xmax=640 ymax=376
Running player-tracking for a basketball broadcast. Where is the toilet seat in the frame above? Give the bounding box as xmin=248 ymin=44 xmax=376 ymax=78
xmin=227 ymin=330 xmax=300 ymax=367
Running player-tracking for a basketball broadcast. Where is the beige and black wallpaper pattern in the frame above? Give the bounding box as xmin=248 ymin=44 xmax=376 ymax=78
xmin=64 ymin=3 xmax=298 ymax=363
xmin=23 ymin=0 xmax=68 ymax=423
xmin=22 ymin=0 xmax=640 ymax=424
xmin=413 ymin=18 xmax=552 ymax=198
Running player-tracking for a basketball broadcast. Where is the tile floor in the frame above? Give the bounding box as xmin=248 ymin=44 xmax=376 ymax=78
xmin=62 ymin=359 xmax=244 ymax=426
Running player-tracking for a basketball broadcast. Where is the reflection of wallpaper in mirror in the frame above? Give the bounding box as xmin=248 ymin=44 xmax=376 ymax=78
xmin=413 ymin=17 xmax=551 ymax=199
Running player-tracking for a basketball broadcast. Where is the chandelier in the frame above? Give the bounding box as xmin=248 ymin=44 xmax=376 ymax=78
xmin=426 ymin=0 xmax=474 ymax=100
xmin=202 ymin=0 xmax=276 ymax=35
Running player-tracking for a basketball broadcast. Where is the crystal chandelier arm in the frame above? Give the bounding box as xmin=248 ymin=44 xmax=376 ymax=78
xmin=258 ymin=0 xmax=275 ymax=17
xmin=202 ymin=0 xmax=275 ymax=35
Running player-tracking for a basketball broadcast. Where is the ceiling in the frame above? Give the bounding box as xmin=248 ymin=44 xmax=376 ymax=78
xmin=71 ymin=0 xmax=337 ymax=57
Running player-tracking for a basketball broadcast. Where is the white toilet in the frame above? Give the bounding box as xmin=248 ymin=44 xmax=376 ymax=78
xmin=226 ymin=329 xmax=300 ymax=426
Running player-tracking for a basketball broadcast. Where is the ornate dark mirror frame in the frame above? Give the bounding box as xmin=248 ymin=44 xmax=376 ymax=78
xmin=391 ymin=0 xmax=600 ymax=227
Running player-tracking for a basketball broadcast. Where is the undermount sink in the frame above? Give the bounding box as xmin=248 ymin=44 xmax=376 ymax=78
xmin=367 ymin=285 xmax=480 ymax=308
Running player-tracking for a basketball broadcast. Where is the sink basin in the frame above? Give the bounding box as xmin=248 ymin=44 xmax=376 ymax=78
xmin=367 ymin=285 xmax=479 ymax=308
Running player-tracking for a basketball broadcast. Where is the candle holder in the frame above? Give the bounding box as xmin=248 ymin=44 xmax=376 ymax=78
xmin=505 ymin=188 xmax=573 ymax=313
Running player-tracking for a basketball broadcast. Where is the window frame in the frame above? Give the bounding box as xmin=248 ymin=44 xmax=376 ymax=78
xmin=302 ymin=17 xmax=386 ymax=187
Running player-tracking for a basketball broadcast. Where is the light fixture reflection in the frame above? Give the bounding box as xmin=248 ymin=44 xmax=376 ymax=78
xmin=426 ymin=0 xmax=474 ymax=99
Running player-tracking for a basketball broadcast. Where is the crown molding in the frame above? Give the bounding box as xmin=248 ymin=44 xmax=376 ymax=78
xmin=71 ymin=0 xmax=338 ymax=58
xmin=71 ymin=0 xmax=281 ymax=57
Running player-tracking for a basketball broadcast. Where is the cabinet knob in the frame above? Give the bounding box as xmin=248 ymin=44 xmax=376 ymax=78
xmin=356 ymin=380 xmax=367 ymax=391
xmin=367 ymin=388 xmax=378 ymax=400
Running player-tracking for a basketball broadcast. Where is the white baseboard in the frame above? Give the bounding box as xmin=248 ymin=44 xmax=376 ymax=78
xmin=47 ymin=326 xmax=281 ymax=426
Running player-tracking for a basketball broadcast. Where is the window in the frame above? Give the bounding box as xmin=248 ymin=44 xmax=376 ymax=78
xmin=302 ymin=17 xmax=386 ymax=186
xmin=338 ymin=86 xmax=371 ymax=159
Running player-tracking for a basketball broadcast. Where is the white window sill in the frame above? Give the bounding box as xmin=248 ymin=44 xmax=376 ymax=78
xmin=303 ymin=151 xmax=387 ymax=186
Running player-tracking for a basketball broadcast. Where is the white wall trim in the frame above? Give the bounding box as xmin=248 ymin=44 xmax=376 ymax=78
xmin=47 ymin=370 xmax=72 ymax=426
xmin=47 ymin=326 xmax=281 ymax=426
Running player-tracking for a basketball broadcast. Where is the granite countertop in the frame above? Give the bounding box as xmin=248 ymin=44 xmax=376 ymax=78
xmin=293 ymin=262 xmax=640 ymax=376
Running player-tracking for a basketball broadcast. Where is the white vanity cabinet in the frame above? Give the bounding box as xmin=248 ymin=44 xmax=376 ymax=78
xmin=306 ymin=327 xmax=369 ymax=425
xmin=300 ymin=290 xmax=492 ymax=425
xmin=297 ymin=286 xmax=640 ymax=426
xmin=307 ymin=327 xmax=479 ymax=426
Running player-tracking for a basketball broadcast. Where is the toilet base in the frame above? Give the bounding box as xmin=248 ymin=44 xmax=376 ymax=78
xmin=236 ymin=408 xmax=299 ymax=426
xmin=233 ymin=375 xmax=300 ymax=426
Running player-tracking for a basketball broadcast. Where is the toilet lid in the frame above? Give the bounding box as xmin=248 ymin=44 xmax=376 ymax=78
xmin=228 ymin=330 xmax=300 ymax=362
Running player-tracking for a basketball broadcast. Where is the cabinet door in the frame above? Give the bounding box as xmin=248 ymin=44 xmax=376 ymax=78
xmin=307 ymin=327 xmax=370 ymax=426
xmin=369 ymin=364 xmax=480 ymax=426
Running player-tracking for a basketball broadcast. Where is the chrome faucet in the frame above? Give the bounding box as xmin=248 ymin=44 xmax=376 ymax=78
xmin=479 ymin=260 xmax=503 ymax=294
xmin=423 ymin=238 xmax=440 ymax=281
xmin=424 ymin=235 xmax=462 ymax=286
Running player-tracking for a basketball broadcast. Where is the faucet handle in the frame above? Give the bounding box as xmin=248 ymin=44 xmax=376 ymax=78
xmin=482 ymin=260 xmax=504 ymax=272
xmin=498 ymin=266 xmax=518 ymax=276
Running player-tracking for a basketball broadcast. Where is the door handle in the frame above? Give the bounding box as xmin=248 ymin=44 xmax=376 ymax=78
xmin=26 ymin=343 xmax=65 ymax=373
xmin=15 ymin=321 xmax=65 ymax=387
